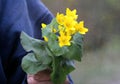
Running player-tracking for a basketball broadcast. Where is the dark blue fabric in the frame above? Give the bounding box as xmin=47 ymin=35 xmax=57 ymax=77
xmin=0 ymin=0 xmax=73 ymax=84
xmin=68 ymin=75 xmax=74 ymax=84
xmin=0 ymin=0 xmax=53 ymax=83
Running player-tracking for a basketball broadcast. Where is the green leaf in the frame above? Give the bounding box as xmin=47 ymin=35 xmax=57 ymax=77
xmin=42 ymin=24 xmax=51 ymax=37
xmin=61 ymin=59 xmax=75 ymax=74
xmin=21 ymin=53 xmax=48 ymax=74
xmin=73 ymin=33 xmax=84 ymax=46
xmin=50 ymin=57 xmax=75 ymax=84
xmin=20 ymin=31 xmax=52 ymax=65
xmin=62 ymin=33 xmax=83 ymax=61
xmin=63 ymin=42 xmax=82 ymax=61
xmin=50 ymin=18 xmax=59 ymax=30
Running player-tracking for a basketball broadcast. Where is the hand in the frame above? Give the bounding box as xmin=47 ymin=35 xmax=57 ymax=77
xmin=27 ymin=69 xmax=70 ymax=84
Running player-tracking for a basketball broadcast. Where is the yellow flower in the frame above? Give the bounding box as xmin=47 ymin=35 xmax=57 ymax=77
xmin=74 ymin=21 xmax=88 ymax=34
xmin=58 ymin=31 xmax=71 ymax=47
xmin=66 ymin=8 xmax=78 ymax=20
xmin=43 ymin=36 xmax=48 ymax=42
xmin=65 ymin=27 xmax=76 ymax=35
xmin=63 ymin=16 xmax=76 ymax=29
xmin=56 ymin=13 xmax=65 ymax=25
xmin=41 ymin=23 xmax=46 ymax=28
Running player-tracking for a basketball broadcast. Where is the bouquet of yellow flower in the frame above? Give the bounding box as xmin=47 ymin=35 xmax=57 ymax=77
xmin=20 ymin=8 xmax=88 ymax=84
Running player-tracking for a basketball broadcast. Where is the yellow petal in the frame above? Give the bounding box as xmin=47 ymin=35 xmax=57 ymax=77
xmin=56 ymin=13 xmax=65 ymax=25
xmin=41 ymin=23 xmax=46 ymax=28
xmin=43 ymin=36 xmax=48 ymax=42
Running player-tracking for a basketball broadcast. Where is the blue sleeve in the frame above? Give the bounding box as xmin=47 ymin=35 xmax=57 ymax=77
xmin=68 ymin=75 xmax=74 ymax=84
xmin=0 ymin=0 xmax=53 ymax=84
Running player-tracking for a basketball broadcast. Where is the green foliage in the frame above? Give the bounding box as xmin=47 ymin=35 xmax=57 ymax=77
xmin=51 ymin=57 xmax=75 ymax=84
xmin=73 ymin=33 xmax=83 ymax=46
xmin=20 ymin=19 xmax=84 ymax=84
xmin=20 ymin=32 xmax=52 ymax=74
xmin=63 ymin=42 xmax=82 ymax=61
xmin=63 ymin=33 xmax=83 ymax=61
xmin=21 ymin=53 xmax=49 ymax=74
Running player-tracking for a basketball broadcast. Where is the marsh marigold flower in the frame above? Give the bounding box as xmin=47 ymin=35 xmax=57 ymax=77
xmin=66 ymin=8 xmax=78 ymax=20
xmin=58 ymin=31 xmax=71 ymax=47
xmin=74 ymin=21 xmax=88 ymax=34
xmin=56 ymin=8 xmax=88 ymax=47
xmin=42 ymin=8 xmax=88 ymax=47
xmin=56 ymin=13 xmax=65 ymax=25
xmin=63 ymin=16 xmax=76 ymax=29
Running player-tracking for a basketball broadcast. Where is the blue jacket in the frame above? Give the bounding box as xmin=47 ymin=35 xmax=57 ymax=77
xmin=0 ymin=0 xmax=73 ymax=84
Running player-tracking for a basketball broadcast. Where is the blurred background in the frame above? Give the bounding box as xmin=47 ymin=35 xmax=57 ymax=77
xmin=42 ymin=0 xmax=120 ymax=84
